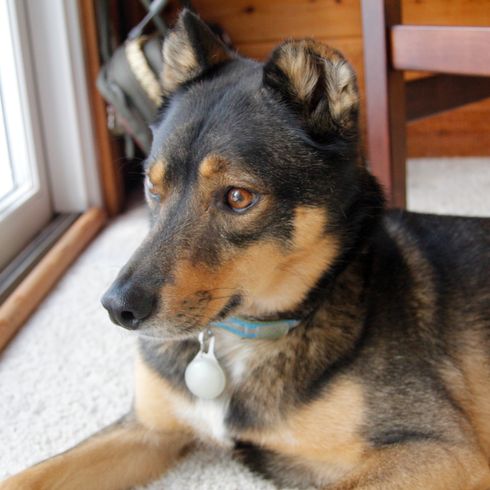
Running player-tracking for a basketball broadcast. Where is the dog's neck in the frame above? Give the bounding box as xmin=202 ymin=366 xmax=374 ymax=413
xmin=214 ymin=245 xmax=371 ymax=430
xmin=211 ymin=316 xmax=301 ymax=340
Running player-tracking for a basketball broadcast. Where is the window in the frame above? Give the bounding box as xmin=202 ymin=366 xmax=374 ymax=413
xmin=0 ymin=0 xmax=51 ymax=271
xmin=0 ymin=0 xmax=103 ymax=280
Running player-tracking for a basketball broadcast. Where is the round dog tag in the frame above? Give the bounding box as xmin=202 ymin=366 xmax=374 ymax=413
xmin=185 ymin=333 xmax=226 ymax=400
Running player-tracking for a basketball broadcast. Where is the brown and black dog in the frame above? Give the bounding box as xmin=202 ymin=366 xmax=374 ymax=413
xmin=3 ymin=9 xmax=490 ymax=490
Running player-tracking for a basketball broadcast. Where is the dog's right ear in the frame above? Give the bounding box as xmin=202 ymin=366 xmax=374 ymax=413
xmin=161 ymin=9 xmax=234 ymax=96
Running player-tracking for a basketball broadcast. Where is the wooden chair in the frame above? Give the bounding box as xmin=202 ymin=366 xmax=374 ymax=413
xmin=361 ymin=0 xmax=490 ymax=207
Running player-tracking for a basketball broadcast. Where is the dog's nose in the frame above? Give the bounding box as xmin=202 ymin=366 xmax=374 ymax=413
xmin=101 ymin=284 xmax=155 ymax=330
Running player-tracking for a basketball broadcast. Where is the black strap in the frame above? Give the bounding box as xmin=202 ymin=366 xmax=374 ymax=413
xmin=129 ymin=0 xmax=170 ymax=40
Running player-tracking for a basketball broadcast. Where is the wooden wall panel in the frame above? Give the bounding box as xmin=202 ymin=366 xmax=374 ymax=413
xmin=79 ymin=0 xmax=124 ymax=215
xmin=193 ymin=0 xmax=490 ymax=44
xmin=191 ymin=0 xmax=490 ymax=157
xmin=404 ymin=0 xmax=490 ymax=26
xmin=192 ymin=0 xmax=362 ymax=43
xmin=408 ymin=98 xmax=490 ymax=157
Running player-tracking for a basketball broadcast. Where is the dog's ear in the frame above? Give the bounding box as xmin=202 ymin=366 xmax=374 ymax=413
xmin=161 ymin=9 xmax=233 ymax=96
xmin=263 ymin=40 xmax=359 ymax=139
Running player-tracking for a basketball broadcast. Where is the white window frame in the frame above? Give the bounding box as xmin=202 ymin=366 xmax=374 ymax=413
xmin=0 ymin=0 xmax=52 ymax=269
xmin=0 ymin=0 xmax=103 ymax=270
xmin=25 ymin=0 xmax=102 ymax=212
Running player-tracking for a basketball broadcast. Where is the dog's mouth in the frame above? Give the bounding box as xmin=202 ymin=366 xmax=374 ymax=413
xmin=118 ymin=293 xmax=244 ymax=342
xmin=135 ymin=329 xmax=195 ymax=343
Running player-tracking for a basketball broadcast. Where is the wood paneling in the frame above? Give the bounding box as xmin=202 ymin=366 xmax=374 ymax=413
xmin=192 ymin=0 xmax=490 ymax=43
xmin=192 ymin=0 xmax=362 ymax=43
xmin=406 ymin=75 xmax=490 ymax=122
xmin=408 ymin=99 xmax=490 ymax=157
xmin=191 ymin=0 xmax=490 ymax=157
xmin=79 ymin=0 xmax=124 ymax=216
xmin=403 ymin=0 xmax=490 ymax=26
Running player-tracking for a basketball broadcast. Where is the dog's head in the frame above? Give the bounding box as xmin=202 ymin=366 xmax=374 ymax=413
xmin=102 ymin=10 xmax=383 ymax=339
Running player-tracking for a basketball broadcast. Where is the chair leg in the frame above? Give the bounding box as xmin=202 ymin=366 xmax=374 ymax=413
xmin=361 ymin=0 xmax=407 ymax=208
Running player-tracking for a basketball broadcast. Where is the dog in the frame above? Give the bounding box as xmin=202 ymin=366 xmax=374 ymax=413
xmin=3 ymin=9 xmax=490 ymax=490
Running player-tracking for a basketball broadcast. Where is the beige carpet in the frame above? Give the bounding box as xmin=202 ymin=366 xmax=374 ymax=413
xmin=1 ymin=158 xmax=489 ymax=488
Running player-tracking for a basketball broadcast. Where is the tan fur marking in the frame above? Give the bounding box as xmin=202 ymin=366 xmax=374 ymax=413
xmin=160 ymin=258 xmax=235 ymax=330
xmin=243 ymin=376 xmax=490 ymax=489
xmin=243 ymin=377 xmax=366 ymax=481
xmin=199 ymin=154 xmax=228 ymax=178
xmin=161 ymin=34 xmax=198 ymax=94
xmin=134 ymin=356 xmax=190 ymax=434
xmin=148 ymin=160 xmax=166 ymax=186
xmin=333 ymin=443 xmax=490 ymax=490
xmin=160 ymin=14 xmax=232 ymax=96
xmin=440 ymin=333 xmax=490 ymax=458
xmin=240 ymin=206 xmax=338 ymax=315
xmin=276 ymin=43 xmax=318 ymax=101
xmin=147 ymin=160 xmax=167 ymax=199
xmin=293 ymin=206 xmax=328 ymax=249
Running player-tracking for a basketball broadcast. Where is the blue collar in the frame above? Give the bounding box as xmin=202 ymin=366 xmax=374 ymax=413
xmin=210 ymin=316 xmax=300 ymax=340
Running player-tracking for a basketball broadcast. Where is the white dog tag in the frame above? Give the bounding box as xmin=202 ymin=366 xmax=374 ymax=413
xmin=185 ymin=331 xmax=226 ymax=400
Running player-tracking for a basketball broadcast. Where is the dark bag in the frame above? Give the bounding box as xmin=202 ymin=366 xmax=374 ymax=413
xmin=97 ymin=35 xmax=163 ymax=155
xmin=96 ymin=0 xmax=172 ymax=156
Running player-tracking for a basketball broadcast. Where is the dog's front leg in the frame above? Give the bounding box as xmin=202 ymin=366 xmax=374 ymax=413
xmin=0 ymin=413 xmax=194 ymax=490
xmin=1 ymin=356 xmax=194 ymax=490
xmin=330 ymin=442 xmax=490 ymax=490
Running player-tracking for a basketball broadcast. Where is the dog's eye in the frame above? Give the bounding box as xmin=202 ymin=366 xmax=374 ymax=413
xmin=225 ymin=188 xmax=255 ymax=212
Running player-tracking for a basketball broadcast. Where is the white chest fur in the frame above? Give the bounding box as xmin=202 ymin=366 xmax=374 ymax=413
xmin=172 ymin=395 xmax=232 ymax=446
xmin=171 ymin=331 xmax=256 ymax=446
xmin=136 ymin=332 xmax=258 ymax=446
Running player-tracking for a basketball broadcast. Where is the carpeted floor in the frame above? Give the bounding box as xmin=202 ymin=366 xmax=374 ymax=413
xmin=1 ymin=158 xmax=489 ymax=488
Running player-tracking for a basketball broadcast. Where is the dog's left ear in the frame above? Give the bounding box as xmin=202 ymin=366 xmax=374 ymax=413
xmin=263 ymin=40 xmax=359 ymax=139
xmin=161 ymin=9 xmax=234 ymax=96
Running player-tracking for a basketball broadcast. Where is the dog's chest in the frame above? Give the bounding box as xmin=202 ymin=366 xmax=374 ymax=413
xmin=171 ymin=395 xmax=233 ymax=446
xmin=171 ymin=335 xmax=257 ymax=445
xmin=137 ymin=336 xmax=369 ymax=487
xmin=137 ymin=334 xmax=258 ymax=446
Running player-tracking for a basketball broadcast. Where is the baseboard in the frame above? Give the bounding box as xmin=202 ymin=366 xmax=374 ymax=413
xmin=0 ymin=208 xmax=107 ymax=352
